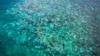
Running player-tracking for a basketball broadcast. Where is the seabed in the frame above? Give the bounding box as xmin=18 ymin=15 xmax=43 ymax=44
xmin=0 ymin=0 xmax=100 ymax=56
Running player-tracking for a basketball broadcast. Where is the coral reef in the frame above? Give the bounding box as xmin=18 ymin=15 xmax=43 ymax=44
xmin=0 ymin=0 xmax=100 ymax=56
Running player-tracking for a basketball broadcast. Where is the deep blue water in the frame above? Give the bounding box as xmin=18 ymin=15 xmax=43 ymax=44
xmin=0 ymin=0 xmax=23 ymax=10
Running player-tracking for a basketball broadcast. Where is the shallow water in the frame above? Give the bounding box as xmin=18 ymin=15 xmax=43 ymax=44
xmin=0 ymin=0 xmax=100 ymax=56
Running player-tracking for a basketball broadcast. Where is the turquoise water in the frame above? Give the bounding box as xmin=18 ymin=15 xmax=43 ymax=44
xmin=0 ymin=0 xmax=100 ymax=56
